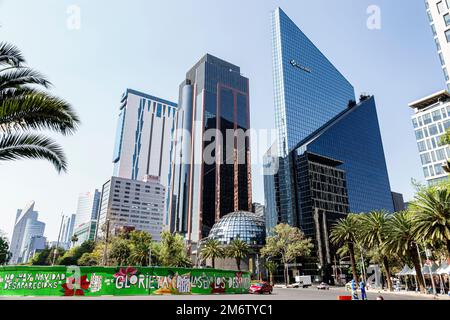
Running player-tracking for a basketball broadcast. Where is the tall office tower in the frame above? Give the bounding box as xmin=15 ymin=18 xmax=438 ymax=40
xmin=9 ymin=201 xmax=45 ymax=264
xmin=96 ymin=176 xmax=165 ymax=241
xmin=72 ymin=190 xmax=100 ymax=246
xmin=265 ymin=8 xmax=394 ymax=276
xmin=73 ymin=190 xmax=101 ymax=229
xmin=391 ymin=192 xmax=406 ymax=212
xmin=425 ymin=0 xmax=450 ymax=90
xmin=61 ymin=214 xmax=76 ymax=249
xmin=409 ymin=91 xmax=450 ymax=184
xmin=112 ymin=89 xmax=179 ymax=224
xmin=23 ymin=235 xmax=47 ymax=263
xmin=170 ymin=54 xmax=252 ymax=244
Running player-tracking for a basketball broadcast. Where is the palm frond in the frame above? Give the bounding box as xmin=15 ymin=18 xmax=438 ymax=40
xmin=0 ymin=67 xmax=51 ymax=91
xmin=0 ymin=42 xmax=25 ymax=67
xmin=0 ymin=132 xmax=67 ymax=173
xmin=0 ymin=91 xmax=80 ymax=135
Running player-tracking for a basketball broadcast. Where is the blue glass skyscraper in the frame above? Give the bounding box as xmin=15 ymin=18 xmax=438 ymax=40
xmin=265 ymin=8 xmax=394 ymax=277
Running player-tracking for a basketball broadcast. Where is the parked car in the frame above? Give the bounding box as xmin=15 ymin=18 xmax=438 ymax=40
xmin=317 ymin=282 xmax=330 ymax=290
xmin=249 ymin=282 xmax=273 ymax=294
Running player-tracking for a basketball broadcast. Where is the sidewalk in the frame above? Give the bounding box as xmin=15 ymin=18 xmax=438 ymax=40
xmin=369 ymin=289 xmax=450 ymax=300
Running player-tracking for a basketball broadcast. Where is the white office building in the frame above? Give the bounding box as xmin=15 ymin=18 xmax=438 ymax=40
xmin=409 ymin=90 xmax=450 ymax=184
xmin=61 ymin=214 xmax=76 ymax=249
xmin=112 ymin=89 xmax=179 ymax=224
xmin=96 ymin=176 xmax=166 ymax=241
xmin=74 ymin=190 xmax=101 ymax=231
xmin=426 ymin=0 xmax=450 ymax=90
xmin=9 ymin=201 xmax=45 ymax=264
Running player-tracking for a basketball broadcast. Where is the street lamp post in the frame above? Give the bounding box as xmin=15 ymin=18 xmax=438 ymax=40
xmin=52 ymin=214 xmax=65 ymax=266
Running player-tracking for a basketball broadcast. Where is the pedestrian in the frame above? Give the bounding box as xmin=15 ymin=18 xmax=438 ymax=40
xmin=351 ymin=279 xmax=359 ymax=300
xmin=359 ymin=280 xmax=368 ymax=300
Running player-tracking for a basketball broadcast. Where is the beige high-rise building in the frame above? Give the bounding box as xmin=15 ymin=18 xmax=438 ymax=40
xmin=426 ymin=0 xmax=450 ymax=90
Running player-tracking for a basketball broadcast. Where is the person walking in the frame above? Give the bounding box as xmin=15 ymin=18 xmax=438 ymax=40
xmin=359 ymin=280 xmax=368 ymax=300
xmin=351 ymin=279 xmax=359 ymax=300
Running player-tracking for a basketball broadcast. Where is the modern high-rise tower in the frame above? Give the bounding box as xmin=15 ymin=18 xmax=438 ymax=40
xmin=265 ymin=8 xmax=394 ymax=277
xmin=9 ymin=201 xmax=45 ymax=265
xmin=112 ymin=89 xmax=179 ymax=224
xmin=425 ymin=0 xmax=450 ymax=90
xmin=170 ymin=54 xmax=252 ymax=244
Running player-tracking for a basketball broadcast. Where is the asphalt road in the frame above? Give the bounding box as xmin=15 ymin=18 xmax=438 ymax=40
xmin=0 ymin=287 xmax=441 ymax=300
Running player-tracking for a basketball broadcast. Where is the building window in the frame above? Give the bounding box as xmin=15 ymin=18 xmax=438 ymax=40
xmin=440 ymin=52 xmax=446 ymax=66
xmin=435 ymin=164 xmax=445 ymax=175
xmin=436 ymin=148 xmax=447 ymax=160
xmin=433 ymin=110 xmax=443 ymax=121
xmin=446 ymin=30 xmax=450 ymax=43
xmin=415 ymin=129 xmax=424 ymax=141
xmin=432 ymin=24 xmax=437 ymax=36
xmin=421 ymin=153 xmax=432 ymax=165
xmin=423 ymin=113 xmax=432 ymax=124
xmin=445 ymin=14 xmax=450 ymax=26
xmin=156 ymin=103 xmax=162 ymax=118
xmin=424 ymin=166 xmax=430 ymax=178
xmin=438 ymin=1 xmax=445 ymax=14
xmin=418 ymin=141 xmax=427 ymax=152
xmin=412 ymin=118 xmax=419 ymax=128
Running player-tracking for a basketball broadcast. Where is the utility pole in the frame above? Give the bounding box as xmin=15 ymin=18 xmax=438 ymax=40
xmin=360 ymin=245 xmax=367 ymax=283
xmin=52 ymin=214 xmax=65 ymax=266
xmin=102 ymin=219 xmax=110 ymax=266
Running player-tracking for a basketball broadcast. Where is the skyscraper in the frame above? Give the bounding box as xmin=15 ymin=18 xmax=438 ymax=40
xmin=425 ymin=0 xmax=450 ymax=90
xmin=72 ymin=190 xmax=101 ymax=246
xmin=9 ymin=201 xmax=45 ymax=264
xmin=265 ymin=8 xmax=394 ymax=276
xmin=112 ymin=89 xmax=179 ymax=224
xmin=170 ymin=54 xmax=252 ymax=244
xmin=61 ymin=214 xmax=76 ymax=249
xmin=73 ymin=190 xmax=101 ymax=229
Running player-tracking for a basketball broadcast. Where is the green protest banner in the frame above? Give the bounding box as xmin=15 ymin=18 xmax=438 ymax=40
xmin=0 ymin=266 xmax=251 ymax=297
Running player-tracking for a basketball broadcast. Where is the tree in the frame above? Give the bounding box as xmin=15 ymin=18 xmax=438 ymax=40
xmin=110 ymin=238 xmax=131 ymax=266
xmin=57 ymin=241 xmax=95 ymax=266
xmin=261 ymin=224 xmax=313 ymax=286
xmin=31 ymin=246 xmax=65 ymax=266
xmin=359 ymin=211 xmax=394 ymax=291
xmin=0 ymin=234 xmax=11 ymax=265
xmin=410 ymin=184 xmax=450 ymax=257
xmin=265 ymin=260 xmax=278 ymax=286
xmin=384 ymin=211 xmax=426 ymax=294
xmin=158 ymin=231 xmax=192 ymax=268
xmin=226 ymin=239 xmax=250 ymax=272
xmin=199 ymin=239 xmax=224 ymax=269
xmin=128 ymin=231 xmax=152 ymax=266
xmin=71 ymin=235 xmax=78 ymax=247
xmin=330 ymin=214 xmax=360 ymax=283
xmin=0 ymin=42 xmax=80 ymax=172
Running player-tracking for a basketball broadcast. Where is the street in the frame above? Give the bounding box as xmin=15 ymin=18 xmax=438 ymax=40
xmin=0 ymin=287 xmax=443 ymax=300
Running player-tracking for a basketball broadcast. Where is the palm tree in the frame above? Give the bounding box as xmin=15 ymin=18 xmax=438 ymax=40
xmin=226 ymin=239 xmax=250 ymax=271
xmin=129 ymin=231 xmax=153 ymax=266
xmin=70 ymin=235 xmax=78 ymax=247
xmin=410 ymin=185 xmax=450 ymax=257
xmin=265 ymin=260 xmax=278 ymax=286
xmin=0 ymin=42 xmax=79 ymax=172
xmin=199 ymin=239 xmax=224 ymax=269
xmin=384 ymin=211 xmax=426 ymax=293
xmin=359 ymin=211 xmax=394 ymax=291
xmin=330 ymin=214 xmax=360 ymax=282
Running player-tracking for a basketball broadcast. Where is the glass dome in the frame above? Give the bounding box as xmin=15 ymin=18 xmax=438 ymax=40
xmin=207 ymin=211 xmax=266 ymax=247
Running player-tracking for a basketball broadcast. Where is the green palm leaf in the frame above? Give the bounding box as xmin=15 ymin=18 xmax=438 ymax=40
xmin=0 ymin=132 xmax=67 ymax=172
xmin=0 ymin=67 xmax=51 ymax=91
xmin=0 ymin=42 xmax=25 ymax=67
xmin=0 ymin=91 xmax=79 ymax=135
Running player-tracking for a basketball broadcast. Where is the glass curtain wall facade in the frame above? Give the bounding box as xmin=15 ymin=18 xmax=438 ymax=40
xmin=170 ymin=54 xmax=252 ymax=244
xmin=265 ymin=8 xmax=394 ymax=277
xmin=269 ymin=7 xmax=356 ymax=227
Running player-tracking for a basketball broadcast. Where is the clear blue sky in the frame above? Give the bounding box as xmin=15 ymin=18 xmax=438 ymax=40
xmin=0 ymin=0 xmax=443 ymax=241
